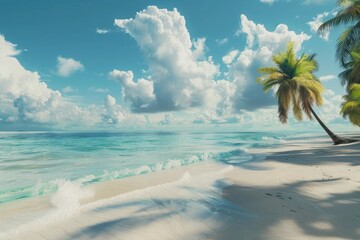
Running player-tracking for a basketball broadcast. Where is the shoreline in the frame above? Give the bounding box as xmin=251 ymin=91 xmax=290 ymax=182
xmin=1 ymin=136 xmax=360 ymax=239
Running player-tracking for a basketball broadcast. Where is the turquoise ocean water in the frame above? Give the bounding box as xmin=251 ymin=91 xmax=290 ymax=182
xmin=0 ymin=131 xmax=300 ymax=205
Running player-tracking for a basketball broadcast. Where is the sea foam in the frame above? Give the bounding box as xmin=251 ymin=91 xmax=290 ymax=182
xmin=0 ymin=164 xmax=242 ymax=240
xmin=50 ymin=180 xmax=94 ymax=210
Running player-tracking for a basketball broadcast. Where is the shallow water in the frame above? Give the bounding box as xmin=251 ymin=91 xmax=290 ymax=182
xmin=0 ymin=130 xmax=299 ymax=205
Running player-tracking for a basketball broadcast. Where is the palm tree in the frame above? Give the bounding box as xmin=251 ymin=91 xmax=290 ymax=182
xmin=257 ymin=42 xmax=356 ymax=145
xmin=341 ymin=83 xmax=360 ymax=126
xmin=318 ymin=0 xmax=360 ymax=67
xmin=338 ymin=43 xmax=360 ymax=89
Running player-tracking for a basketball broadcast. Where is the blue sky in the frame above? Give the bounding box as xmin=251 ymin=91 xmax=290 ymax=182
xmin=0 ymin=0 xmax=357 ymax=131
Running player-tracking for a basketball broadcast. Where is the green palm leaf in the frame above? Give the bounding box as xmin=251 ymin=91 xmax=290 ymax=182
xmin=318 ymin=0 xmax=360 ymax=67
xmin=257 ymin=42 xmax=323 ymax=123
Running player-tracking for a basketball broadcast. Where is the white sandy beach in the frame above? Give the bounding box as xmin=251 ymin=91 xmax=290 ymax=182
xmin=1 ymin=135 xmax=360 ymax=240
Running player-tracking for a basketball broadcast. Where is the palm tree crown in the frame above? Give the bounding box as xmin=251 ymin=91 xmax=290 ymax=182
xmin=318 ymin=0 xmax=360 ymax=67
xmin=341 ymin=83 xmax=360 ymax=126
xmin=257 ymin=42 xmax=324 ymax=124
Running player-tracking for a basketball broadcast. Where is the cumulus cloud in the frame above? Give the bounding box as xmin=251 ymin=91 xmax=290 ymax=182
xmin=0 ymin=35 xmax=20 ymax=56
xmin=57 ymin=56 xmax=84 ymax=77
xmin=222 ymin=50 xmax=240 ymax=65
xmin=102 ymin=95 xmax=126 ymax=124
xmin=101 ymin=95 xmax=150 ymax=126
xmin=239 ymin=15 xmax=310 ymax=52
xmin=109 ymin=70 xmax=155 ymax=111
xmin=113 ymin=6 xmax=231 ymax=115
xmin=12 ymin=92 xmax=98 ymax=125
xmin=0 ymin=34 xmax=99 ymax=127
xmin=228 ymin=14 xmax=311 ymax=111
xmin=0 ymin=36 xmax=60 ymax=122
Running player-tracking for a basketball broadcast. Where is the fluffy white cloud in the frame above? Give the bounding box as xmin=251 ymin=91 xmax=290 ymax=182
xmin=222 ymin=50 xmax=240 ymax=65
xmin=228 ymin=14 xmax=311 ymax=111
xmin=319 ymin=74 xmax=336 ymax=82
xmin=57 ymin=56 xmax=84 ymax=77
xmin=239 ymin=15 xmax=310 ymax=52
xmin=113 ymin=6 xmax=230 ymax=115
xmin=101 ymin=95 xmax=150 ymax=126
xmin=0 ymin=34 xmax=100 ymax=127
xmin=102 ymin=95 xmax=126 ymax=124
xmin=12 ymin=93 xmax=99 ymax=125
xmin=0 ymin=35 xmax=20 ymax=56
xmin=109 ymin=70 xmax=155 ymax=111
xmin=0 ymin=36 xmax=59 ymax=122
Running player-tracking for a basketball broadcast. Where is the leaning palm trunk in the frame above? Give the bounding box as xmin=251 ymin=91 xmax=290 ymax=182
xmin=309 ymin=106 xmax=357 ymax=145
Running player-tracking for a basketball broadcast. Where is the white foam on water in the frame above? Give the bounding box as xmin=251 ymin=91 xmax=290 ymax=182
xmin=132 ymin=165 xmax=152 ymax=175
xmin=91 ymin=153 xmax=211 ymax=182
xmin=0 ymin=165 xmax=244 ymax=240
xmin=1 ymin=152 xmax=213 ymax=206
xmin=0 ymin=180 xmax=94 ymax=240
xmin=163 ymin=159 xmax=182 ymax=169
xmin=50 ymin=180 xmax=94 ymax=210
xmin=261 ymin=136 xmax=287 ymax=144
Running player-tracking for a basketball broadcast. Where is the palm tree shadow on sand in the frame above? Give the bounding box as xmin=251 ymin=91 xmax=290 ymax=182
xmin=65 ymin=180 xmax=253 ymax=240
xmin=220 ymin=179 xmax=360 ymax=240
xmin=216 ymin=141 xmax=360 ymax=239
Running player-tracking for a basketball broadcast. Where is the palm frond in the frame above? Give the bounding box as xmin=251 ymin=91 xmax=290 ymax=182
xmin=341 ymin=83 xmax=360 ymax=126
xmin=256 ymin=41 xmax=327 ymax=125
xmin=318 ymin=4 xmax=360 ymax=33
xmin=339 ymin=41 xmax=360 ymax=88
xmin=257 ymin=67 xmax=281 ymax=75
xmin=338 ymin=68 xmax=352 ymax=86
xmin=317 ymin=0 xmax=360 ymax=66
xmin=336 ymin=22 xmax=360 ymax=66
